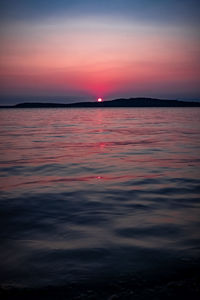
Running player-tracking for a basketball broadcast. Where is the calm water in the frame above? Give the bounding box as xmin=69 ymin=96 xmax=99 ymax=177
xmin=0 ymin=108 xmax=200 ymax=287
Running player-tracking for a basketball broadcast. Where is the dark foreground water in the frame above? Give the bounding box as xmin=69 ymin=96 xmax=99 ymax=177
xmin=0 ymin=108 xmax=200 ymax=297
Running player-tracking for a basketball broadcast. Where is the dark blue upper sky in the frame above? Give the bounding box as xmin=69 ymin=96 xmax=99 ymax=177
xmin=1 ymin=0 xmax=200 ymax=24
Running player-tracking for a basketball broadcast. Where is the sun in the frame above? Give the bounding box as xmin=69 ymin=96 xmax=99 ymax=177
xmin=97 ymin=98 xmax=103 ymax=102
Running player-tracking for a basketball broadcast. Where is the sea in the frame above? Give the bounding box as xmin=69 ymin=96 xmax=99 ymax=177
xmin=0 ymin=108 xmax=200 ymax=295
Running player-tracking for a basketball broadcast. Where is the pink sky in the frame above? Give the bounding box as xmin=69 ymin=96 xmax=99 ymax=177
xmin=0 ymin=16 xmax=200 ymax=100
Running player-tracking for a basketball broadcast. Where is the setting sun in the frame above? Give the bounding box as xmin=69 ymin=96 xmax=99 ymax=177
xmin=98 ymin=98 xmax=103 ymax=102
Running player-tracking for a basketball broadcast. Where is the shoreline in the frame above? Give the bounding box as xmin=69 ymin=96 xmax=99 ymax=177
xmin=1 ymin=263 xmax=200 ymax=299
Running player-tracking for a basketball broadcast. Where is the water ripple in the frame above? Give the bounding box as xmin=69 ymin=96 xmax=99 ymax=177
xmin=0 ymin=107 xmax=200 ymax=287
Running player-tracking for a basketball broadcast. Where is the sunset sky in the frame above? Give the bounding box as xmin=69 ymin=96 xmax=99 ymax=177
xmin=0 ymin=0 xmax=200 ymax=103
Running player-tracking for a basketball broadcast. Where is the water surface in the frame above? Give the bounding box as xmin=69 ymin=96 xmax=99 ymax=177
xmin=0 ymin=108 xmax=200 ymax=287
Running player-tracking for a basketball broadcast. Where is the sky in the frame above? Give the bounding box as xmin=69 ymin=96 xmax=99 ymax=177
xmin=0 ymin=0 xmax=200 ymax=104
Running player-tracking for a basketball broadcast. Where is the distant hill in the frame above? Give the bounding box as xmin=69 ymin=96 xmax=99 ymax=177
xmin=0 ymin=97 xmax=200 ymax=108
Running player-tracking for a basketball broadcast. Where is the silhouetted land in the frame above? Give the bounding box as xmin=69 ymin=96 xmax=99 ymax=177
xmin=0 ymin=98 xmax=200 ymax=108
